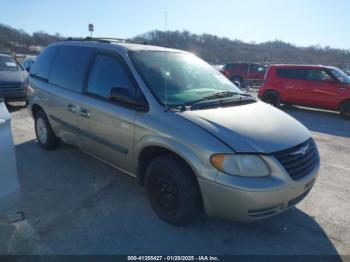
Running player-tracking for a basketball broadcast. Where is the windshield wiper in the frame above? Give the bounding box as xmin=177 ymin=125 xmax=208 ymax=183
xmin=203 ymin=91 xmax=250 ymax=99
xmin=186 ymin=91 xmax=251 ymax=105
xmin=188 ymin=91 xmax=255 ymax=110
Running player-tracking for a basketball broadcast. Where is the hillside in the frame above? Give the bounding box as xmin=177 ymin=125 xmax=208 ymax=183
xmin=0 ymin=23 xmax=62 ymax=54
xmin=133 ymin=30 xmax=350 ymax=69
xmin=1 ymin=24 xmax=349 ymax=69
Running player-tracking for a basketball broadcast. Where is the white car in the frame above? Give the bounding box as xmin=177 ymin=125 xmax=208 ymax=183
xmin=0 ymin=99 xmax=20 ymax=214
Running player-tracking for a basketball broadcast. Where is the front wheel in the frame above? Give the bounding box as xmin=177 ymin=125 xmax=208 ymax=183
xmin=145 ymin=154 xmax=201 ymax=226
xmin=34 ymin=110 xmax=61 ymax=150
xmin=262 ymin=91 xmax=281 ymax=107
xmin=340 ymin=100 xmax=350 ymax=119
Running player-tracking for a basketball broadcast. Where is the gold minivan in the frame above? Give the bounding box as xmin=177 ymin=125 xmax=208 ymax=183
xmin=28 ymin=39 xmax=320 ymax=225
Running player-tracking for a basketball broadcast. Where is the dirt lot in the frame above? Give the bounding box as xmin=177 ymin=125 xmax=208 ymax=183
xmin=0 ymin=102 xmax=349 ymax=256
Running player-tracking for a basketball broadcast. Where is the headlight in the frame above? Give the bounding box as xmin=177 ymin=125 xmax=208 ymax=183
xmin=210 ymin=154 xmax=269 ymax=177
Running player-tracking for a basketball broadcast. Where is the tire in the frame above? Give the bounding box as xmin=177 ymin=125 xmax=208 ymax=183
xmin=340 ymin=100 xmax=350 ymax=119
xmin=34 ymin=110 xmax=61 ymax=150
xmin=231 ymin=76 xmax=243 ymax=88
xmin=145 ymin=154 xmax=201 ymax=226
xmin=262 ymin=90 xmax=281 ymax=107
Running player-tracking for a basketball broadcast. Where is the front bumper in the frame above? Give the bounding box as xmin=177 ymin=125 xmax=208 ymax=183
xmin=198 ymin=155 xmax=319 ymax=222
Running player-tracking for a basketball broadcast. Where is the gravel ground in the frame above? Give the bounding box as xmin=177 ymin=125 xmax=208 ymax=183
xmin=0 ymin=102 xmax=349 ymax=257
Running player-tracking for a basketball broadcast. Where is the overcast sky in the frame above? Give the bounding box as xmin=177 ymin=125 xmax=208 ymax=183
xmin=2 ymin=0 xmax=350 ymax=49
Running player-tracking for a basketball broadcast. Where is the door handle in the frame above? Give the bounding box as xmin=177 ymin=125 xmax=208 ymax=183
xmin=67 ymin=104 xmax=78 ymax=113
xmin=79 ymin=108 xmax=90 ymax=118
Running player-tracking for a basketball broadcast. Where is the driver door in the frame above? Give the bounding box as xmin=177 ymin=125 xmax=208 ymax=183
xmin=77 ymin=51 xmax=137 ymax=173
xmin=303 ymin=69 xmax=340 ymax=108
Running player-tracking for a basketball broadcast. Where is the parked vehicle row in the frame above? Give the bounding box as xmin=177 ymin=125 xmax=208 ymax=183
xmin=28 ymin=39 xmax=320 ymax=225
xmin=219 ymin=62 xmax=267 ymax=87
xmin=259 ymin=64 xmax=350 ymax=118
xmin=22 ymin=58 xmax=36 ymax=72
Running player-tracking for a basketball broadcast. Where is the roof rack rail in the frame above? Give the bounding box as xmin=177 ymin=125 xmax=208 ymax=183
xmin=64 ymin=37 xmax=147 ymax=45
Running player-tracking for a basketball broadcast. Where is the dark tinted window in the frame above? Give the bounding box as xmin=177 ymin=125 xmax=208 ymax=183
xmin=225 ymin=63 xmax=235 ymax=69
xmin=250 ymin=64 xmax=266 ymax=72
xmin=87 ymin=54 xmax=135 ymax=99
xmin=241 ymin=64 xmax=249 ymax=70
xmin=30 ymin=46 xmax=58 ymax=80
xmin=276 ymin=68 xmax=307 ymax=79
xmin=49 ymin=46 xmax=95 ymax=93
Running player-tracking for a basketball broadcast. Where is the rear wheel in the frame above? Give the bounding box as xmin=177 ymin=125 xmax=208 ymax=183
xmin=262 ymin=90 xmax=281 ymax=107
xmin=34 ymin=110 xmax=61 ymax=150
xmin=340 ymin=100 xmax=350 ymax=119
xmin=145 ymin=154 xmax=201 ymax=226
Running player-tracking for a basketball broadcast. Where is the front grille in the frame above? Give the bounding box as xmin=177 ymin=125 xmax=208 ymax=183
xmin=273 ymin=138 xmax=319 ymax=180
xmin=0 ymin=83 xmax=23 ymax=90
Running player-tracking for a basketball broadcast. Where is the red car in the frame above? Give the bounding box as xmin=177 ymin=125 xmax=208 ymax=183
xmin=259 ymin=64 xmax=350 ymax=118
xmin=220 ymin=62 xmax=266 ymax=86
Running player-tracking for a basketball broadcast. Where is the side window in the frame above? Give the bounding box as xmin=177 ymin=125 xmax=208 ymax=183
xmin=241 ymin=64 xmax=249 ymax=70
xmin=87 ymin=54 xmax=135 ymax=99
xmin=30 ymin=46 xmax=58 ymax=80
xmin=305 ymin=69 xmax=333 ymax=81
xmin=225 ymin=63 xmax=235 ymax=69
xmin=49 ymin=46 xmax=95 ymax=93
xmin=276 ymin=68 xmax=306 ymax=79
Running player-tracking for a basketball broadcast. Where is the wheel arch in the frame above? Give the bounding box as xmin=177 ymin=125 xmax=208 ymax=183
xmin=31 ymin=103 xmax=44 ymax=118
xmin=135 ymin=137 xmax=203 ymax=186
xmin=262 ymin=88 xmax=281 ymax=97
xmin=338 ymin=98 xmax=350 ymax=110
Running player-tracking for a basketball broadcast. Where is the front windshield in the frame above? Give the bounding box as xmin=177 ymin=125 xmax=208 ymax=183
xmin=0 ymin=56 xmax=21 ymax=72
xmin=330 ymin=68 xmax=350 ymax=84
xmin=130 ymin=51 xmax=242 ymax=106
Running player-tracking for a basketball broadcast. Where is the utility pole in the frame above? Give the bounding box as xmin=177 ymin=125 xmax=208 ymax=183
xmin=88 ymin=23 xmax=94 ymax=38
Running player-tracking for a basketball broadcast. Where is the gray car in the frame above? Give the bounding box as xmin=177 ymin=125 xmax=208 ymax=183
xmin=0 ymin=54 xmax=28 ymax=103
xmin=27 ymin=39 xmax=320 ymax=225
xmin=0 ymin=98 xmax=20 ymax=214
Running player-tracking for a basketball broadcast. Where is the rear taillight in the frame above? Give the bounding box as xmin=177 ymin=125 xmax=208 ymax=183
xmin=263 ymin=67 xmax=270 ymax=83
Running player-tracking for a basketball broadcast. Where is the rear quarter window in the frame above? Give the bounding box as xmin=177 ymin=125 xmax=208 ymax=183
xmin=30 ymin=46 xmax=58 ymax=80
xmin=49 ymin=46 xmax=95 ymax=93
xmin=276 ymin=68 xmax=307 ymax=80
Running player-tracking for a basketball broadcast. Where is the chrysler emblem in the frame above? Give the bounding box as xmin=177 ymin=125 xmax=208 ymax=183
xmin=291 ymin=144 xmax=309 ymax=156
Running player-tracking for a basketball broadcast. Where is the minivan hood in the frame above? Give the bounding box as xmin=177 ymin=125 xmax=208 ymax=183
xmin=179 ymin=101 xmax=310 ymax=153
xmin=0 ymin=71 xmax=27 ymax=86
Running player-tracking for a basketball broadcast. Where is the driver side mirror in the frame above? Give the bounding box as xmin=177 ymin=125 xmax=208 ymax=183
xmin=109 ymin=87 xmax=148 ymax=111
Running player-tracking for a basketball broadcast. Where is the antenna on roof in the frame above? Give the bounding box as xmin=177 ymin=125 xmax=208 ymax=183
xmin=164 ymin=11 xmax=169 ymax=112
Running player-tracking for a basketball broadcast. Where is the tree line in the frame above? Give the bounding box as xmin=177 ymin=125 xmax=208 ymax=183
xmin=0 ymin=23 xmax=63 ymax=54
xmin=1 ymin=24 xmax=349 ymax=70
xmin=133 ymin=30 xmax=350 ymax=69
